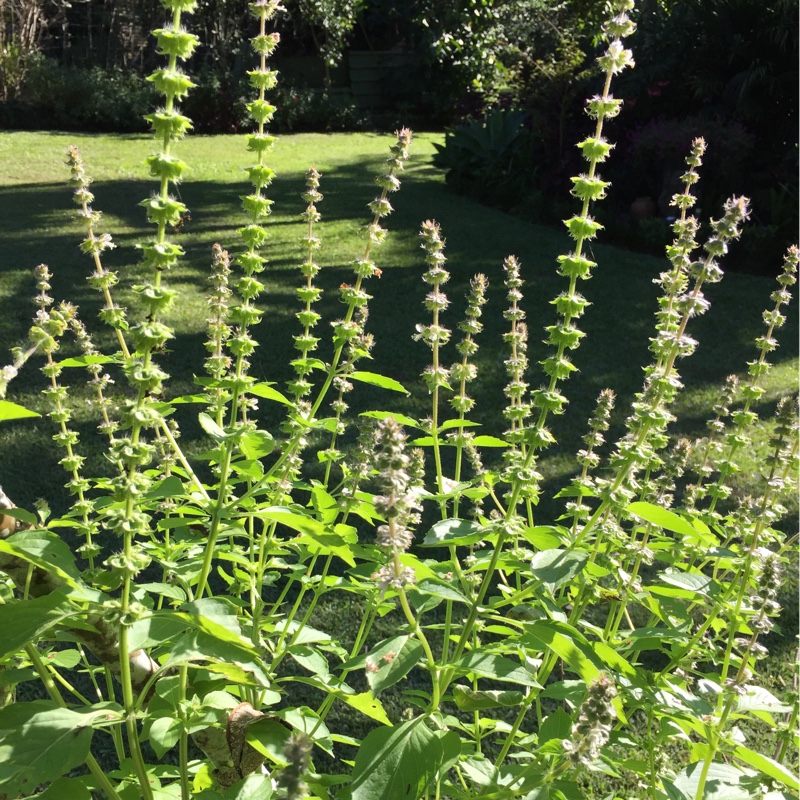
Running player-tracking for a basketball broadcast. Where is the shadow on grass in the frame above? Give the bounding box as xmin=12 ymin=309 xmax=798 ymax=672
xmin=1 ymin=155 xmax=797 ymax=523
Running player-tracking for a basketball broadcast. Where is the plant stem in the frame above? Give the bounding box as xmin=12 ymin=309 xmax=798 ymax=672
xmin=26 ymin=645 xmax=125 ymax=800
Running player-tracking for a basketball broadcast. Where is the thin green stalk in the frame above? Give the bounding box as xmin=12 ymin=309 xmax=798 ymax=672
xmin=26 ymin=645 xmax=124 ymax=800
xmin=314 ymin=598 xmax=378 ymax=727
xmin=178 ymin=665 xmax=190 ymax=800
xmin=397 ymin=582 xmax=441 ymax=711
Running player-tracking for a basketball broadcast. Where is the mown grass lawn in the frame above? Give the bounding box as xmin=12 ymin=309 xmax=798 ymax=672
xmin=0 ymin=130 xmax=795 ymax=514
xmin=0 ymin=130 xmax=797 ymax=790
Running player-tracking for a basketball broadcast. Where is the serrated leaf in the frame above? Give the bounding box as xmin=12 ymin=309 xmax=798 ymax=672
xmin=148 ymin=716 xmax=183 ymax=758
xmin=452 ymin=685 xmax=524 ymax=711
xmin=421 ymin=518 xmax=487 ymax=547
xmin=627 ymin=501 xmax=699 ymax=538
xmin=734 ymin=745 xmax=799 ymax=791
xmin=364 ymin=635 xmax=424 ymax=695
xmin=350 ymin=371 xmax=409 ymax=394
xmin=249 ymin=382 xmax=294 ymax=406
xmin=437 ymin=419 xmax=480 ymax=432
xmin=538 ymin=707 xmax=572 ymax=743
xmin=520 ymin=526 xmax=564 ymax=550
xmin=34 ymin=776 xmax=93 ymax=799
xmin=138 ymin=582 xmax=187 ymax=603
xmin=0 ymin=703 xmax=96 ymax=797
xmin=145 ymin=475 xmax=184 ymax=500
xmin=737 ymin=685 xmax=793 ymax=714
xmin=289 ymin=644 xmax=330 ymax=681
xmin=350 ymin=717 xmax=445 ymax=800
xmin=470 ymin=435 xmax=509 ymax=447
xmin=659 ymin=571 xmax=717 ymax=598
xmin=169 ymin=393 xmax=211 ymax=404
xmin=339 ymin=691 xmax=392 ymax=725
xmin=239 ymin=430 xmax=274 ymax=460
xmin=359 ymin=410 xmax=421 ymax=429
xmin=255 ymin=506 xmax=325 ymax=537
xmin=222 ymin=774 xmax=273 ymax=800
xmin=272 ymin=706 xmax=333 ymax=755
xmin=44 ymin=649 xmax=81 ymax=669
xmin=455 ymin=651 xmax=541 ymax=687
xmin=246 ymin=717 xmax=292 ymax=765
xmin=414 ymin=579 xmax=469 ymax=604
xmin=55 ymin=355 xmax=116 ymax=368
xmin=540 ymin=680 xmax=586 ymax=704
xmin=0 ymin=530 xmax=81 ymax=583
xmin=0 ymin=590 xmax=76 ymax=659
xmin=198 ymin=412 xmax=226 ymax=440
xmin=529 ymin=549 xmax=588 ymax=588
xmin=673 ymin=761 xmax=753 ymax=800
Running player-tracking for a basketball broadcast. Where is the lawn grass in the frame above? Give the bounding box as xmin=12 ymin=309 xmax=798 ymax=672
xmin=0 ymin=129 xmax=796 ymax=521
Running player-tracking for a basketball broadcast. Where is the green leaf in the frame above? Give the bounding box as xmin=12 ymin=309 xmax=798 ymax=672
xmin=414 ymin=579 xmax=469 ymax=605
xmin=44 ymin=649 xmax=81 ymax=669
xmin=0 ymin=400 xmax=40 ymax=421
xmin=293 ymin=532 xmax=356 ymax=567
xmin=350 ymin=717 xmax=446 ymax=800
xmin=162 ymin=604 xmax=268 ymax=686
xmin=364 ymin=635 xmax=424 ymax=695
xmin=626 ymin=501 xmax=699 ymax=538
xmin=247 ymin=718 xmax=292 ymax=765
xmin=359 ymin=410 xmax=421 ymax=429
xmin=249 ymin=382 xmax=294 ymax=406
xmin=339 ymin=691 xmax=392 ymax=726
xmin=55 ymin=355 xmax=116 ymax=368
xmin=529 ymin=549 xmax=588 ymax=588
xmin=289 ymin=645 xmax=330 ymax=681
xmin=522 ymin=623 xmax=599 ymax=684
xmin=145 ymin=475 xmax=184 ymax=500
xmin=658 ymin=571 xmax=717 ymax=598
xmin=138 ymin=582 xmax=187 ymax=603
xmin=239 ymin=429 xmax=275 ymax=460
xmin=2 ymin=507 xmax=37 ymax=526
xmin=736 ymin=685 xmax=793 ymax=714
xmin=538 ymin=707 xmax=572 ymax=743
xmin=255 ymin=506 xmax=325 ymax=537
xmin=222 ymin=774 xmax=273 ymax=800
xmin=673 ymin=761 xmax=754 ymax=800
xmin=437 ymin=419 xmax=480 ymax=433
xmin=34 ymin=776 xmax=92 ymax=799
xmin=272 ymin=706 xmax=333 ymax=755
xmin=540 ymin=680 xmax=586 ymax=704
xmin=454 ymin=651 xmax=541 ymax=687
xmin=521 ymin=526 xmax=564 ymax=550
xmin=0 ymin=530 xmax=81 ymax=584
xmin=421 ymin=518 xmax=487 ymax=547
xmin=0 ymin=591 xmax=76 ymax=660
xmin=198 ymin=412 xmax=227 ymax=440
xmin=350 ymin=371 xmax=409 ymax=394
xmin=470 ymin=435 xmax=509 ymax=447
xmin=734 ymin=745 xmax=799 ymax=791
xmin=148 ymin=715 xmax=183 ymax=758
xmin=452 ymin=685 xmax=524 ymax=711
xmin=524 ymin=621 xmax=636 ymax=686
xmin=0 ymin=703 xmax=96 ymax=797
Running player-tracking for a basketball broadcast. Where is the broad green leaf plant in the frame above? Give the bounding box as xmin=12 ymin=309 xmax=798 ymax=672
xmin=0 ymin=1 xmax=798 ymax=799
